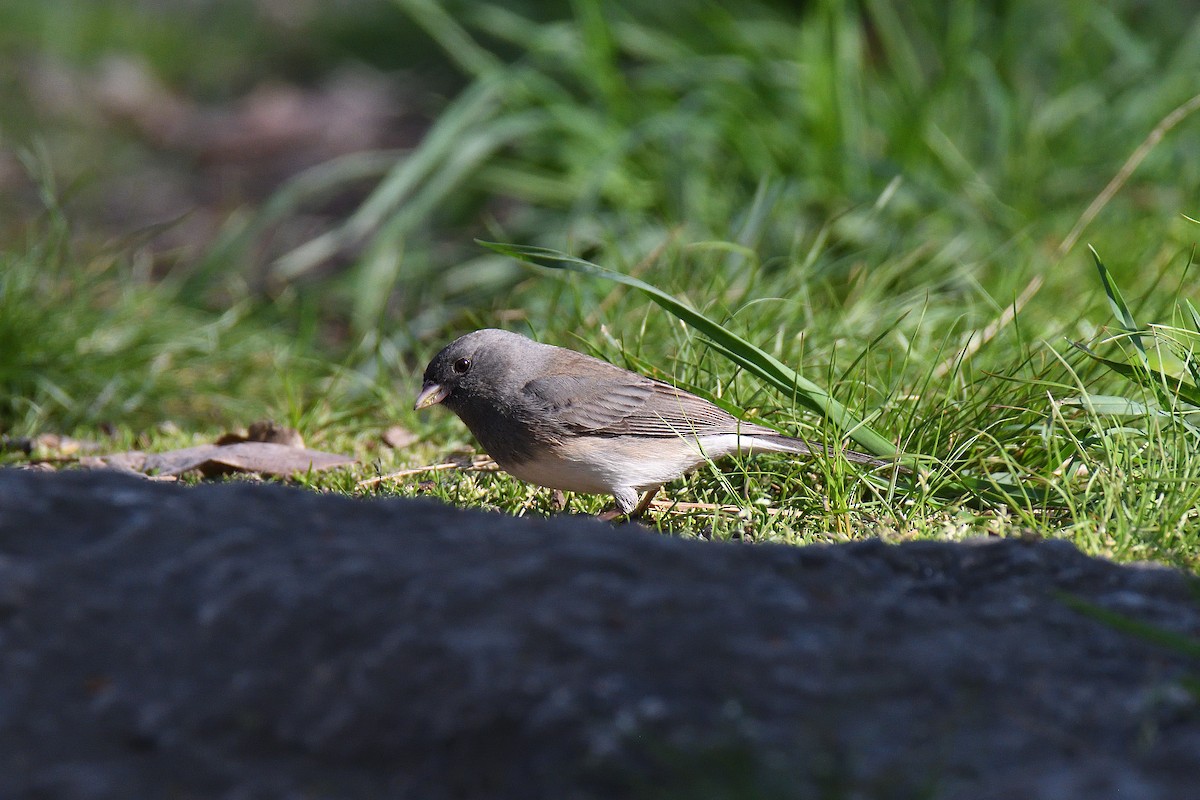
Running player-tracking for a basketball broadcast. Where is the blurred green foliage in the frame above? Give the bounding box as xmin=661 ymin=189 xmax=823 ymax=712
xmin=238 ymin=0 xmax=1200 ymax=346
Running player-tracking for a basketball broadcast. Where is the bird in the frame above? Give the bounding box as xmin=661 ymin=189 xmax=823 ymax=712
xmin=414 ymin=328 xmax=886 ymax=517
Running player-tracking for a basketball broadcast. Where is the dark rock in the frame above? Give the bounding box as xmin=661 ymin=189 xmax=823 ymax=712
xmin=0 ymin=469 xmax=1198 ymax=799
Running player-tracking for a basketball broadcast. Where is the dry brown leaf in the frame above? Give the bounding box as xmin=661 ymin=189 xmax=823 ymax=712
xmin=143 ymin=442 xmax=353 ymax=477
xmin=247 ymin=420 xmax=305 ymax=447
xmin=214 ymin=420 xmax=304 ymax=448
xmin=381 ymin=425 xmax=418 ymax=450
xmin=85 ymin=440 xmax=353 ymax=478
xmin=81 ymin=451 xmax=148 ymax=473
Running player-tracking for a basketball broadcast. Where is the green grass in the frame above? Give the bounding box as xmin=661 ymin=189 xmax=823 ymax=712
xmin=3 ymin=1 xmax=1200 ymax=569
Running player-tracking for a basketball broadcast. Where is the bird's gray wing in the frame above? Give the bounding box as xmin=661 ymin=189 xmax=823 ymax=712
xmin=522 ymin=360 xmax=744 ymax=438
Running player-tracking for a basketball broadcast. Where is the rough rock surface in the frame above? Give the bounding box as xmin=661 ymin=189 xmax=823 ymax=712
xmin=1 ymin=469 xmax=1198 ymax=800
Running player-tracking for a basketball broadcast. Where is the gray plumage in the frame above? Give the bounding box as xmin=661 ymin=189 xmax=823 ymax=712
xmin=415 ymin=328 xmax=884 ymax=515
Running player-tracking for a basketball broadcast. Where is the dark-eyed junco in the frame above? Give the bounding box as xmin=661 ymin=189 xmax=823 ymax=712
xmin=415 ymin=328 xmax=885 ymax=516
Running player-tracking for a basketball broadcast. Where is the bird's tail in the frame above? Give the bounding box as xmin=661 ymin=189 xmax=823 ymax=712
xmin=745 ymin=432 xmax=895 ymax=469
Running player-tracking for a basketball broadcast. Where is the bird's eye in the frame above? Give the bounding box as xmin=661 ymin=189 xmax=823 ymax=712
xmin=453 ymin=357 xmax=472 ymax=375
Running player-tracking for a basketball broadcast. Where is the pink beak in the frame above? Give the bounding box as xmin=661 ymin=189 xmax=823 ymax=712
xmin=413 ymin=381 xmax=450 ymax=410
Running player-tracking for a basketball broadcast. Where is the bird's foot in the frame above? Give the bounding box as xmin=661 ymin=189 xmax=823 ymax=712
xmin=596 ymin=487 xmax=660 ymax=523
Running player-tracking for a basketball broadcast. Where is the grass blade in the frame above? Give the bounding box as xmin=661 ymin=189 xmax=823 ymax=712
xmin=1070 ymin=342 xmax=1200 ymax=407
xmin=1090 ymin=245 xmax=1147 ymax=364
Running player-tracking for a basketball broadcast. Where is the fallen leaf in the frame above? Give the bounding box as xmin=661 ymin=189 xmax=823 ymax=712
xmin=382 ymin=425 xmax=418 ymax=449
xmin=249 ymin=420 xmax=305 ymax=447
xmin=81 ymin=451 xmax=147 ymax=473
xmin=213 ymin=430 xmax=248 ymax=446
xmin=86 ymin=441 xmax=353 ymax=479
xmin=215 ymin=420 xmax=304 ymax=448
xmin=143 ymin=442 xmax=353 ymax=477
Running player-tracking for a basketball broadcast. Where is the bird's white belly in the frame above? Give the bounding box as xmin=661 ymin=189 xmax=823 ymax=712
xmin=500 ymin=434 xmax=750 ymax=494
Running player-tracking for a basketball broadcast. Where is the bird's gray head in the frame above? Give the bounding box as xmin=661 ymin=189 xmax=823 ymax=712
xmin=414 ymin=329 xmax=548 ymax=413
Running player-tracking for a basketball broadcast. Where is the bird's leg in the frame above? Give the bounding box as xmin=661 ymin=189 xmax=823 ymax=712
xmin=596 ymin=486 xmax=658 ymax=522
xmin=628 ymin=487 xmax=660 ymax=518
